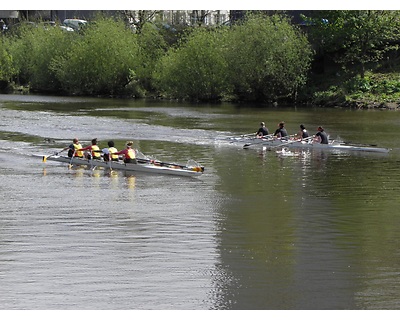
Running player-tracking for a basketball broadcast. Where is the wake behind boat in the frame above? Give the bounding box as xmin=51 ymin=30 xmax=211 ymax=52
xmin=37 ymin=151 xmax=204 ymax=177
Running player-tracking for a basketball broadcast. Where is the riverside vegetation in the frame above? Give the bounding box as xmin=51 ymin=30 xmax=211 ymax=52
xmin=1 ymin=11 xmax=400 ymax=108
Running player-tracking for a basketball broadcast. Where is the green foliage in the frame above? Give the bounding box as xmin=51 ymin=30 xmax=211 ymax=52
xmin=153 ymin=27 xmax=230 ymax=100
xmin=50 ymin=17 xmax=141 ymax=95
xmin=135 ymin=23 xmax=168 ymax=91
xmin=345 ymin=76 xmax=372 ymax=93
xmin=312 ymin=85 xmax=347 ymax=106
xmin=6 ymin=24 xmax=37 ymax=85
xmin=306 ymin=11 xmax=400 ymax=78
xmin=313 ymin=70 xmax=400 ymax=106
xmin=224 ymin=14 xmax=313 ymax=102
xmin=154 ymin=14 xmax=313 ymax=102
xmin=6 ymin=11 xmax=400 ymax=106
xmin=0 ymin=37 xmax=17 ymax=82
xmin=15 ymin=24 xmax=72 ymax=91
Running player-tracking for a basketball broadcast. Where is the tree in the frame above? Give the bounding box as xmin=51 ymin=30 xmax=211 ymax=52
xmin=50 ymin=16 xmax=141 ymax=96
xmin=120 ymin=10 xmax=161 ymax=33
xmin=153 ymin=27 xmax=230 ymax=101
xmin=136 ymin=22 xmax=168 ymax=91
xmin=225 ymin=14 xmax=313 ymax=102
xmin=305 ymin=10 xmax=400 ymax=78
xmin=0 ymin=38 xmax=16 ymax=81
xmin=0 ymin=37 xmax=17 ymax=91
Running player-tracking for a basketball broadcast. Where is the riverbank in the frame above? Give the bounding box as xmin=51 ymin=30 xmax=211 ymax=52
xmin=2 ymin=66 xmax=400 ymax=110
xmin=308 ymin=60 xmax=400 ymax=109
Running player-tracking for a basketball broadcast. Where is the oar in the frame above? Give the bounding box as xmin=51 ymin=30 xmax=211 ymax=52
xmin=267 ymin=136 xmax=314 ymax=150
xmin=135 ymin=150 xmax=204 ymax=172
xmin=68 ymin=151 xmax=76 ymax=169
xmin=241 ymin=132 xmax=257 ymax=137
xmin=107 ymin=152 xmax=113 ymax=172
xmin=243 ymin=134 xmax=273 ymax=148
xmin=42 ymin=149 xmax=64 ymax=162
xmin=136 ymin=157 xmax=204 ymax=172
xmin=343 ymin=141 xmax=378 ymax=147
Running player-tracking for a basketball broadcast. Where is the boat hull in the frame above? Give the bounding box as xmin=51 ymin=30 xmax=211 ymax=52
xmin=40 ymin=155 xmax=203 ymax=177
xmin=242 ymin=138 xmax=390 ymax=153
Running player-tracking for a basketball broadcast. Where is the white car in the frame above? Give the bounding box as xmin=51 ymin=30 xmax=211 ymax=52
xmin=63 ymin=19 xmax=87 ymax=31
xmin=59 ymin=25 xmax=74 ymax=32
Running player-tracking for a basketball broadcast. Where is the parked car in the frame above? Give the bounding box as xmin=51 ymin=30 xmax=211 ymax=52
xmin=42 ymin=21 xmax=73 ymax=31
xmin=59 ymin=25 xmax=74 ymax=32
xmin=63 ymin=19 xmax=87 ymax=31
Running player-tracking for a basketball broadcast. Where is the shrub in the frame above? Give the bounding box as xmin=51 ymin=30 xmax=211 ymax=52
xmin=0 ymin=37 xmax=17 ymax=82
xmin=21 ymin=24 xmax=72 ymax=92
xmin=224 ymin=14 xmax=313 ymax=102
xmin=136 ymin=22 xmax=168 ymax=92
xmin=153 ymin=27 xmax=230 ymax=101
xmin=50 ymin=16 xmax=141 ymax=96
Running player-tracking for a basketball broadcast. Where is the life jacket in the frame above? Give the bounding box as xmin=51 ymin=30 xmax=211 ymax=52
xmin=73 ymin=143 xmax=83 ymax=157
xmin=109 ymin=147 xmax=118 ymax=160
xmin=126 ymin=148 xmax=135 ymax=159
xmin=91 ymin=145 xmax=100 ymax=158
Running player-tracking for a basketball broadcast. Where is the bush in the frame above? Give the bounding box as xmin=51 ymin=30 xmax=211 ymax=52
xmin=136 ymin=22 xmax=168 ymax=92
xmin=225 ymin=14 xmax=313 ymax=102
xmin=6 ymin=24 xmax=37 ymax=86
xmin=50 ymin=16 xmax=142 ymax=96
xmin=11 ymin=24 xmax=73 ymax=92
xmin=153 ymin=27 xmax=230 ymax=101
xmin=4 ymin=14 xmax=314 ymax=102
xmin=0 ymin=37 xmax=17 ymax=83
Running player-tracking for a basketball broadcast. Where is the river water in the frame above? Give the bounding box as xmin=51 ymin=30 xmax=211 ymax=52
xmin=1 ymin=94 xmax=400 ymax=311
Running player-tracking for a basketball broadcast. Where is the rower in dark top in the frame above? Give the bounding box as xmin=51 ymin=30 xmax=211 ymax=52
xmin=256 ymin=122 xmax=269 ymax=138
xmin=274 ymin=121 xmax=288 ymax=139
xmin=314 ymin=126 xmax=329 ymax=144
xmin=297 ymin=124 xmax=309 ymax=139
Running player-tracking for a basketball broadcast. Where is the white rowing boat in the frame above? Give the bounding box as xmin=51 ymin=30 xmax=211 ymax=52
xmin=38 ymin=154 xmax=204 ymax=177
xmin=240 ymin=137 xmax=390 ymax=153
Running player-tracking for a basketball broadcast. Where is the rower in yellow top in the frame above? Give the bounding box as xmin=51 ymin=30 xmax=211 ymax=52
xmin=102 ymin=140 xmax=119 ymax=162
xmin=77 ymin=138 xmax=101 ymax=160
xmin=61 ymin=138 xmax=84 ymax=158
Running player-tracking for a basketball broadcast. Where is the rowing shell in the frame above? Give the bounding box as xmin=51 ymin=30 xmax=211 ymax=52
xmin=242 ymin=138 xmax=390 ymax=153
xmin=39 ymin=155 xmax=204 ymax=177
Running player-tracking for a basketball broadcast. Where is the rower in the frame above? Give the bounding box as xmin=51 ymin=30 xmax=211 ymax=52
xmin=60 ymin=138 xmax=84 ymax=158
xmin=296 ymin=124 xmax=310 ymax=140
xmin=256 ymin=122 xmax=269 ymax=138
xmin=76 ymin=138 xmax=101 ymax=160
xmin=274 ymin=121 xmax=289 ymax=139
xmin=102 ymin=140 xmax=119 ymax=162
xmin=314 ymin=126 xmax=329 ymax=144
xmin=112 ymin=141 xmax=137 ymax=164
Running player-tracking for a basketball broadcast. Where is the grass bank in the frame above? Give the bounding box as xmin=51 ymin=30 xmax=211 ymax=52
xmin=308 ymin=57 xmax=400 ymax=109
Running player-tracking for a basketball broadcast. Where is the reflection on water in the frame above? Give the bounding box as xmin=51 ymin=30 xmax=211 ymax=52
xmin=2 ymin=94 xmax=400 ymax=310
xmin=212 ymin=146 xmax=400 ymax=309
